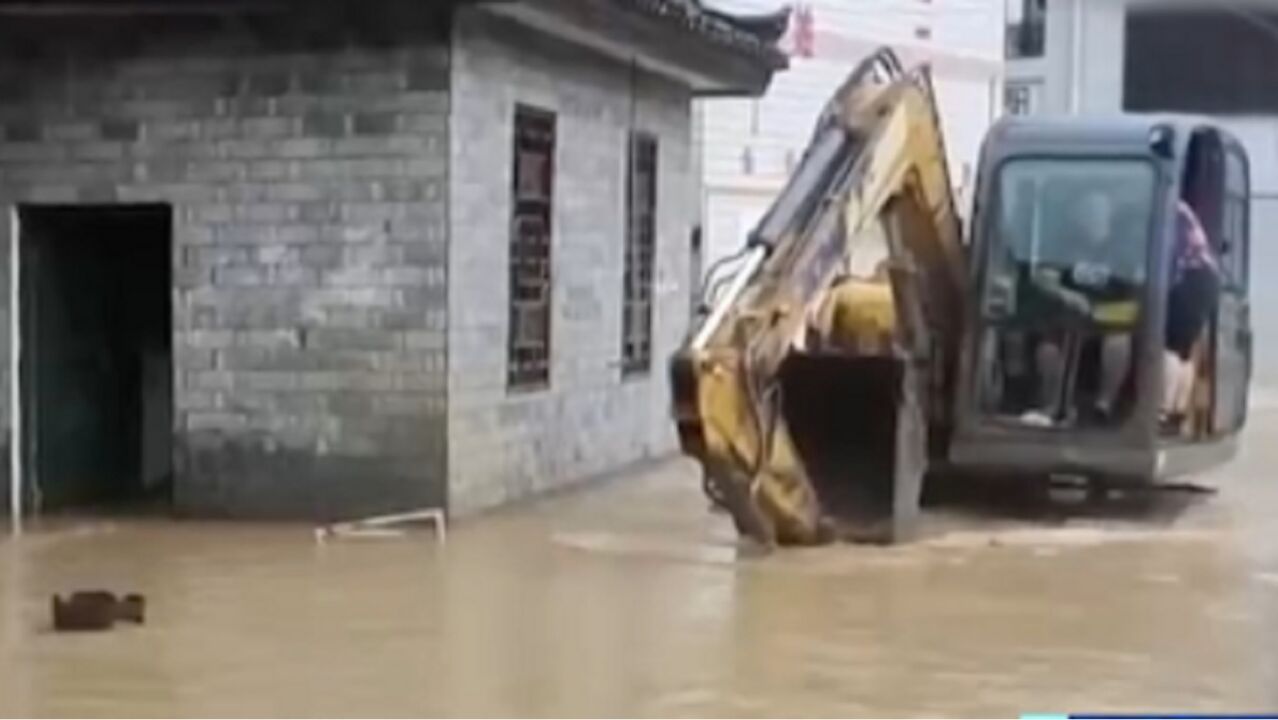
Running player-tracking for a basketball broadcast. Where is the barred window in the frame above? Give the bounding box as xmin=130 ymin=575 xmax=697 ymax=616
xmin=508 ymin=106 xmax=555 ymax=389
xmin=1004 ymin=83 xmax=1033 ymax=116
xmin=622 ymin=132 xmax=657 ymax=376
xmin=1005 ymin=0 xmax=1045 ymax=59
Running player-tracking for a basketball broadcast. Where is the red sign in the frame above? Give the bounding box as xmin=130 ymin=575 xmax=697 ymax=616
xmin=790 ymin=4 xmax=816 ymax=59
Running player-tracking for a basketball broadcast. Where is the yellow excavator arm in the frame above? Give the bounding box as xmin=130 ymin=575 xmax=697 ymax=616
xmin=670 ymin=49 xmax=967 ymax=546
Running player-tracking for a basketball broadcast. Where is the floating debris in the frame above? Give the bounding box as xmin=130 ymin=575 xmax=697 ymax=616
xmin=51 ymin=591 xmax=146 ymax=632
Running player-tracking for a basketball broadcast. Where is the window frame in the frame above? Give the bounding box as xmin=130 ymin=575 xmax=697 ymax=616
xmin=1005 ymin=0 xmax=1046 ymax=59
xmin=1219 ymin=145 xmax=1250 ymax=292
xmin=507 ymin=104 xmax=557 ymax=391
xmin=973 ymin=154 xmax=1162 ymax=425
xmin=621 ymin=131 xmax=658 ymax=377
xmin=977 ymin=155 xmax=1161 ymax=324
xmin=1003 ymin=82 xmax=1038 ymax=117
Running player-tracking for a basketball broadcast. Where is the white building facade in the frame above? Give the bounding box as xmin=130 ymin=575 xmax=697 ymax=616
xmin=1006 ymin=0 xmax=1278 ymax=387
xmin=697 ymin=0 xmax=1007 ymax=270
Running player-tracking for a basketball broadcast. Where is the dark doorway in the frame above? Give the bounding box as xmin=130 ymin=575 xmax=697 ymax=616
xmin=19 ymin=204 xmax=173 ymax=513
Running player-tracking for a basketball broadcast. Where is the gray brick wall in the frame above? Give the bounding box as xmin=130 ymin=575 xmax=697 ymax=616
xmin=447 ymin=8 xmax=698 ymax=514
xmin=0 ymin=7 xmax=450 ymax=520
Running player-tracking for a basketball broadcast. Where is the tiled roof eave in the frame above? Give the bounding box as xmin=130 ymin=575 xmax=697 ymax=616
xmin=617 ymin=0 xmax=790 ymax=70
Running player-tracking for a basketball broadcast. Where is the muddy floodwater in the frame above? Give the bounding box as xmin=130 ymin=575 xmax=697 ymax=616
xmin=4 ymin=415 xmax=1278 ymax=717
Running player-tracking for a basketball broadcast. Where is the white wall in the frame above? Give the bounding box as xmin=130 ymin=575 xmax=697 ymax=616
xmin=697 ymin=0 xmax=1005 ymax=265
xmin=1026 ymin=0 xmax=1127 ymax=115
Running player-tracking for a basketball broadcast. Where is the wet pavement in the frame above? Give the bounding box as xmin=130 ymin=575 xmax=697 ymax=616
xmin=3 ymin=414 xmax=1278 ymax=717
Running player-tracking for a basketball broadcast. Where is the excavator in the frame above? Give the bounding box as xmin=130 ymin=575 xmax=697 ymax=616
xmin=670 ymin=48 xmax=1253 ymax=547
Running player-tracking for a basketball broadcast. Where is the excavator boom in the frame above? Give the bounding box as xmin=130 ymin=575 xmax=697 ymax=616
xmin=670 ymin=48 xmax=966 ymax=546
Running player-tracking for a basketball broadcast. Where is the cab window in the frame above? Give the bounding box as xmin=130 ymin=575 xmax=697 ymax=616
xmin=983 ymin=158 xmax=1158 ymax=322
xmin=976 ymin=158 xmax=1158 ymax=427
xmin=1220 ymin=148 xmax=1249 ymax=289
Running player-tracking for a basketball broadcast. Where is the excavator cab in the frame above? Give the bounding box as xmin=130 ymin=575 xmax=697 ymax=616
xmin=950 ymin=117 xmax=1252 ymax=485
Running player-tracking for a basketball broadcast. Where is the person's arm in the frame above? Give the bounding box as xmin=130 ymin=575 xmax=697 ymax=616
xmin=1031 ymin=267 xmax=1091 ymax=315
xmin=1177 ymin=201 xmax=1220 ymax=276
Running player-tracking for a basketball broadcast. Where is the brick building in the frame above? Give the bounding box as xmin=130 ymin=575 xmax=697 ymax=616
xmin=0 ymin=0 xmax=785 ymax=525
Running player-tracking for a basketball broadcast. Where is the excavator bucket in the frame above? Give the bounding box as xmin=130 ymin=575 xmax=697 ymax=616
xmin=778 ymin=354 xmax=927 ymax=544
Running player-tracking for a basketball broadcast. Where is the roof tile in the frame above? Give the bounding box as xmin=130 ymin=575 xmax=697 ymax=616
xmin=615 ymin=0 xmax=790 ymax=69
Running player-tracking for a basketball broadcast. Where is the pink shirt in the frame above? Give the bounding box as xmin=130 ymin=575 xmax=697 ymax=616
xmin=1174 ymin=201 xmax=1217 ymax=279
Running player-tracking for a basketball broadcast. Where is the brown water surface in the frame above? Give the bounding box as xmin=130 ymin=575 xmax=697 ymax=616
xmin=4 ymin=416 xmax=1278 ymax=717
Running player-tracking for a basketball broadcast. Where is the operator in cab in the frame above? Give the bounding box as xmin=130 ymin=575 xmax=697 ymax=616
xmin=1162 ymin=199 xmax=1220 ymax=431
xmin=1021 ymin=190 xmax=1142 ymax=426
